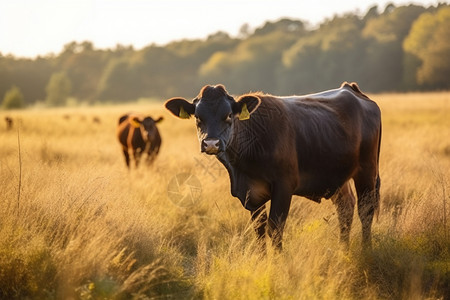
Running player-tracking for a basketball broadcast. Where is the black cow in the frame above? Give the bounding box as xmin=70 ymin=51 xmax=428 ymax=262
xmin=165 ymin=82 xmax=381 ymax=250
xmin=117 ymin=113 xmax=163 ymax=168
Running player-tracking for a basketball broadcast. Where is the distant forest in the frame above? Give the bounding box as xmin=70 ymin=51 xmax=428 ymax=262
xmin=1 ymin=3 xmax=449 ymax=106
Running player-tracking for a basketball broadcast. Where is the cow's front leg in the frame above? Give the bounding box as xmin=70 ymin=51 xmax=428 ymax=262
xmin=250 ymin=204 xmax=267 ymax=243
xmin=268 ymin=184 xmax=292 ymax=250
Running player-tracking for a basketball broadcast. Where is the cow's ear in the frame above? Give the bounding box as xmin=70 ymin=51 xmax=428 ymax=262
xmin=155 ymin=116 xmax=164 ymax=123
xmin=234 ymin=95 xmax=261 ymax=120
xmin=165 ymin=98 xmax=195 ymax=119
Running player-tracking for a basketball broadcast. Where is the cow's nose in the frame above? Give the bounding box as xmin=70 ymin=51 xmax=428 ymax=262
xmin=202 ymin=138 xmax=220 ymax=155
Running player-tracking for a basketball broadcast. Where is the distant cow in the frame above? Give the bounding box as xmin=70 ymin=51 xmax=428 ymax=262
xmin=93 ymin=116 xmax=101 ymax=124
xmin=5 ymin=117 xmax=13 ymax=130
xmin=117 ymin=113 xmax=163 ymax=168
xmin=165 ymin=82 xmax=381 ymax=250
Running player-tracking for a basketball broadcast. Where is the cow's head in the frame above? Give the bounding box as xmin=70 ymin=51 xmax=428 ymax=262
xmin=131 ymin=115 xmax=163 ymax=141
xmin=165 ymin=85 xmax=260 ymax=155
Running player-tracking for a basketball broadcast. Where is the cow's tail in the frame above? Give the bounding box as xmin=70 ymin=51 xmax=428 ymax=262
xmin=375 ymin=121 xmax=382 ymax=220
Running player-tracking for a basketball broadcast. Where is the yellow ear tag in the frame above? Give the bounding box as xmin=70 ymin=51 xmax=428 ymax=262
xmin=130 ymin=119 xmax=141 ymax=128
xmin=239 ymin=103 xmax=250 ymax=120
xmin=179 ymin=106 xmax=190 ymax=119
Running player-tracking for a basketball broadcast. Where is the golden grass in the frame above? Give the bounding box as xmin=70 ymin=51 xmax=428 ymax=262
xmin=0 ymin=92 xmax=449 ymax=299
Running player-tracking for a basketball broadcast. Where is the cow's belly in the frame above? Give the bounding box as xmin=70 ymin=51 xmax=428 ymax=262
xmin=294 ymin=173 xmax=349 ymax=202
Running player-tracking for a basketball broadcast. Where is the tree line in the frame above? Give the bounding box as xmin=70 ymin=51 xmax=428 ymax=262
xmin=1 ymin=3 xmax=449 ymax=108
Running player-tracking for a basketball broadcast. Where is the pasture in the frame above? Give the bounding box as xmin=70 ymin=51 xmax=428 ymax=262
xmin=0 ymin=92 xmax=449 ymax=299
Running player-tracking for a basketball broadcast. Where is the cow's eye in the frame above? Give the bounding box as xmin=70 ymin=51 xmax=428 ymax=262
xmin=225 ymin=113 xmax=232 ymax=124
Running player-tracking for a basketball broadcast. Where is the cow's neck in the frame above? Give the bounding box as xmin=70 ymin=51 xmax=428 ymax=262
xmin=216 ymin=151 xmax=251 ymax=208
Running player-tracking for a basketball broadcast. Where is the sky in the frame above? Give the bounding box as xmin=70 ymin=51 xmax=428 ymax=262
xmin=0 ymin=0 xmax=440 ymax=58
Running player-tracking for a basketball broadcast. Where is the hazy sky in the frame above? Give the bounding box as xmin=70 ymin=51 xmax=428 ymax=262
xmin=0 ymin=0 xmax=439 ymax=58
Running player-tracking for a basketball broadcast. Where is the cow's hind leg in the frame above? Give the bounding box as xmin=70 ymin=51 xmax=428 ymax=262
xmin=122 ymin=147 xmax=130 ymax=168
xmin=250 ymin=204 xmax=268 ymax=243
xmin=354 ymin=172 xmax=380 ymax=249
xmin=332 ymin=181 xmax=356 ymax=248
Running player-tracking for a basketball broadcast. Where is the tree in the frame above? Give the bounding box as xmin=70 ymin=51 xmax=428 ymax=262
xmin=97 ymin=58 xmax=136 ymax=101
xmin=56 ymin=41 xmax=113 ymax=101
xmin=2 ymin=85 xmax=25 ymax=109
xmin=362 ymin=4 xmax=426 ymax=91
xmin=281 ymin=15 xmax=365 ymax=94
xmin=45 ymin=71 xmax=72 ymax=106
xmin=199 ymin=19 xmax=303 ymax=94
xmin=363 ymin=5 xmax=380 ymax=23
xmin=0 ymin=3 xmax=448 ymax=104
xmin=238 ymin=23 xmax=252 ymax=39
xmin=404 ymin=6 xmax=450 ymax=89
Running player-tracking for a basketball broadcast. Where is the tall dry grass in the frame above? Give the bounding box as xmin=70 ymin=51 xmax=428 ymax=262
xmin=0 ymin=92 xmax=449 ymax=299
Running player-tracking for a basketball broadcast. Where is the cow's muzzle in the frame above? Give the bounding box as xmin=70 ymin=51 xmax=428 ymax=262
xmin=201 ymin=138 xmax=221 ymax=155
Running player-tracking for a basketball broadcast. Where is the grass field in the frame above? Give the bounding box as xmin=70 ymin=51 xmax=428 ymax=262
xmin=0 ymin=92 xmax=449 ymax=299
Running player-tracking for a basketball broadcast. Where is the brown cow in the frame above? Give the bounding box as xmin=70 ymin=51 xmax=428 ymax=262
xmin=93 ymin=116 xmax=101 ymax=124
xmin=5 ymin=116 xmax=13 ymax=130
xmin=117 ymin=113 xmax=163 ymax=168
xmin=165 ymin=82 xmax=381 ymax=250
